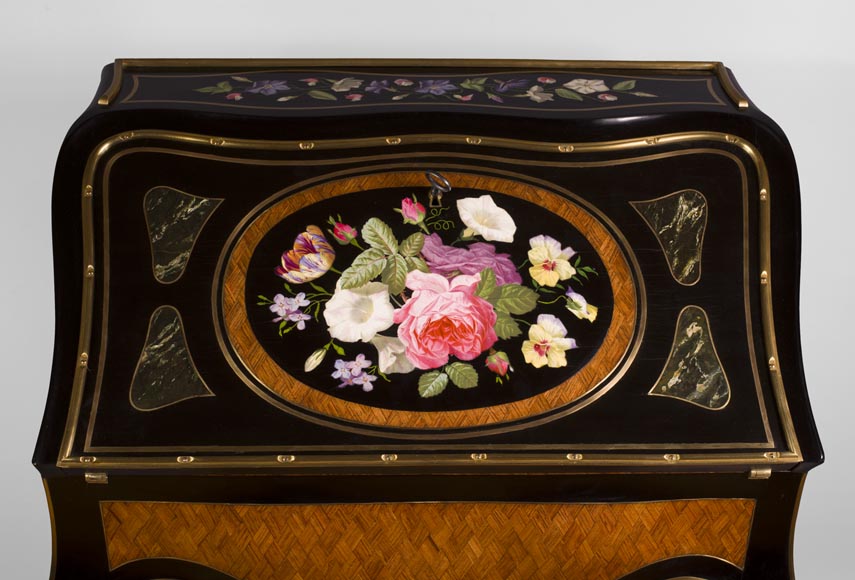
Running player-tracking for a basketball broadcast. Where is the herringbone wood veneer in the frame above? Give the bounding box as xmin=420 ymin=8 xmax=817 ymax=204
xmin=102 ymin=500 xmax=754 ymax=579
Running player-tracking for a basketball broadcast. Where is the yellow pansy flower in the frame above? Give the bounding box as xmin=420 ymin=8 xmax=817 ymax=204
xmin=522 ymin=314 xmax=577 ymax=368
xmin=528 ymin=234 xmax=576 ymax=287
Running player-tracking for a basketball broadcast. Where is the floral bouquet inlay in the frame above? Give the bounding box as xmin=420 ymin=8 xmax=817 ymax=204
xmin=254 ymin=176 xmax=606 ymax=404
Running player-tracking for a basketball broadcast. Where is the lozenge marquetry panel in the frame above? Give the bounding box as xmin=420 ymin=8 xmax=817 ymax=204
xmin=221 ymin=170 xmax=637 ymax=430
xmin=102 ymin=500 xmax=753 ymax=580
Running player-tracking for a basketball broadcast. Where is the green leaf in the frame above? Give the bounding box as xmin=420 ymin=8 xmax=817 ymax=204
xmin=308 ymin=90 xmax=337 ymax=101
xmin=445 ymin=362 xmax=478 ymax=389
xmin=282 ymin=282 xmax=293 ymax=294
xmin=194 ymin=86 xmax=219 ymax=94
xmin=493 ymin=284 xmax=539 ymax=314
xmin=309 ymin=282 xmax=328 ymax=294
xmin=612 ymin=80 xmax=636 ymax=91
xmin=576 ymin=269 xmax=589 ymax=280
xmin=381 ymin=254 xmax=408 ymax=295
xmin=362 ymin=218 xmax=398 ymax=254
xmin=406 ymin=256 xmax=430 ymax=273
xmin=574 ymin=255 xmax=581 ymax=267
xmin=339 ymin=248 xmax=386 ymax=288
xmin=231 ymin=76 xmax=252 ymax=83
xmin=460 ymin=78 xmax=487 ymax=92
xmin=418 ymin=371 xmax=449 ymax=398
xmin=331 ymin=342 xmax=345 ymax=356
xmin=216 ymin=81 xmax=233 ymax=91
xmin=555 ymin=88 xmax=583 ymax=101
xmin=630 ymin=91 xmax=656 ymax=97
xmin=277 ymin=95 xmax=298 ymax=102
xmin=476 ymin=268 xmax=497 ymax=301
xmin=494 ymin=311 xmax=523 ymax=339
xmin=399 ymin=232 xmax=425 ymax=257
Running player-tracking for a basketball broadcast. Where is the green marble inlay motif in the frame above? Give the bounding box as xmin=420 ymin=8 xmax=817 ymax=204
xmin=650 ymin=305 xmax=730 ymax=410
xmin=144 ymin=187 xmax=222 ymax=283
xmin=631 ymin=190 xmax=706 ymax=285
xmin=130 ymin=306 xmax=213 ymax=411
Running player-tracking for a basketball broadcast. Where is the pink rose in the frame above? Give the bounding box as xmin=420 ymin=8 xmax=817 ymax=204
xmin=345 ymin=93 xmax=363 ymax=101
xmin=301 ymin=78 xmax=319 ymax=86
xmin=400 ymin=197 xmax=426 ymax=224
xmin=421 ymin=233 xmax=522 ymax=286
xmin=226 ymin=92 xmax=243 ymax=101
xmin=394 ymin=271 xmax=498 ymax=369
xmin=537 ymin=77 xmax=556 ymax=84
xmin=598 ymin=93 xmax=618 ymax=102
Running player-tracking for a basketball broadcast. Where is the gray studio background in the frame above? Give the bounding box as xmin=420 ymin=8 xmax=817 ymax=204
xmin=1 ymin=1 xmax=851 ymax=578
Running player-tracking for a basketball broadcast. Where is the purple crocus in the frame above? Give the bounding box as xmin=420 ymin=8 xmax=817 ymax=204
xmin=246 ymin=80 xmax=290 ymax=96
xmin=365 ymin=80 xmax=393 ymax=94
xmin=415 ymin=79 xmax=457 ymax=96
xmin=492 ymin=79 xmax=529 ymax=93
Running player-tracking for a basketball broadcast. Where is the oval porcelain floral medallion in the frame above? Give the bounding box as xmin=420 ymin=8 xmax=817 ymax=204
xmin=219 ymin=169 xmax=638 ymax=433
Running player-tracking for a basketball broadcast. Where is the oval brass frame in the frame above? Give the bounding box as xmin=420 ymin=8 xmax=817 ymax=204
xmin=219 ymin=169 xmax=638 ymax=432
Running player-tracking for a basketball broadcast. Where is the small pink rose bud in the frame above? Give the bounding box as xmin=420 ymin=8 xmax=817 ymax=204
xmin=486 ymin=349 xmax=512 ymax=378
xmin=301 ymin=78 xmax=319 ymax=86
xmin=332 ymin=223 xmax=358 ymax=244
xmin=401 ymin=197 xmax=426 ymax=225
xmin=226 ymin=92 xmax=243 ymax=101
xmin=454 ymin=94 xmax=474 ymax=101
xmin=328 ymin=216 xmax=359 ymax=245
xmin=394 ymin=79 xmax=414 ymax=86
xmin=538 ymin=76 xmax=556 ymax=84
xmin=345 ymin=93 xmax=363 ymax=101
xmin=598 ymin=93 xmax=618 ymax=102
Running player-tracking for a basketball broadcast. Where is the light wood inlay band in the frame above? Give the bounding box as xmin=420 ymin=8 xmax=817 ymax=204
xmin=222 ymin=171 xmax=636 ymax=429
xmin=102 ymin=499 xmax=754 ymax=580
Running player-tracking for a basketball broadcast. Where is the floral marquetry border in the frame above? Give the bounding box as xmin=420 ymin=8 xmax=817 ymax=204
xmin=195 ymin=75 xmax=659 ymax=106
xmin=220 ymin=171 xmax=637 ymax=430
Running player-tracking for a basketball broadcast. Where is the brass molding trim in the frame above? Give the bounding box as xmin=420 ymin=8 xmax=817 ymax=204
xmin=42 ymin=480 xmax=58 ymax=580
xmin=59 ymin=129 xmax=793 ymax=470
xmin=97 ymin=58 xmax=748 ymax=109
xmin=80 ymin=147 xmax=769 ymax=451
xmin=61 ymin=450 xmax=799 ymax=470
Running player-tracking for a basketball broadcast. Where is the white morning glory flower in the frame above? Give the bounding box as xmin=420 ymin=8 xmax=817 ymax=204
xmin=525 ymin=85 xmax=554 ymax=103
xmin=456 ymin=195 xmax=517 ymax=243
xmin=323 ymin=282 xmax=395 ymax=342
xmin=563 ymin=79 xmax=610 ymax=94
xmin=371 ymin=335 xmax=416 ymax=374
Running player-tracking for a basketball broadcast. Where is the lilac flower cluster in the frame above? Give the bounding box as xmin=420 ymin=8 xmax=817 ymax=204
xmin=331 ymin=354 xmax=377 ymax=392
xmin=269 ymin=292 xmax=312 ymax=330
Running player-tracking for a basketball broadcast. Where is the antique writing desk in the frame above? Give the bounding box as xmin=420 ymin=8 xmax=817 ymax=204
xmin=35 ymin=60 xmax=822 ymax=579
